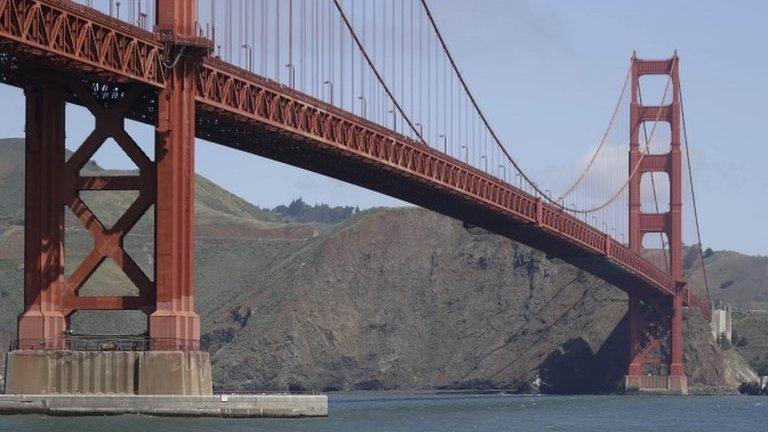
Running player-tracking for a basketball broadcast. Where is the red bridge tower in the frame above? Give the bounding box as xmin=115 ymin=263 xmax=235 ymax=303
xmin=625 ymin=53 xmax=687 ymax=394
xmin=6 ymin=0 xmax=212 ymax=395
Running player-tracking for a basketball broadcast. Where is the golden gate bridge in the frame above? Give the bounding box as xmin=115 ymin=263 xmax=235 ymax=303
xmin=0 ymin=0 xmax=710 ymax=397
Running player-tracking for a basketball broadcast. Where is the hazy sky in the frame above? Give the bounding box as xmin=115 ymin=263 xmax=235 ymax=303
xmin=0 ymin=0 xmax=766 ymax=256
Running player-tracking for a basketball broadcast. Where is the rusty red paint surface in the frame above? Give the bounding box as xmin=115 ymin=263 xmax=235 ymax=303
xmin=627 ymin=55 xmax=686 ymax=379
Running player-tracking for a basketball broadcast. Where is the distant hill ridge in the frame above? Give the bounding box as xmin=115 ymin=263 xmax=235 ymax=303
xmin=0 ymin=138 xmax=282 ymax=225
xmin=0 ymin=138 xmax=358 ymax=233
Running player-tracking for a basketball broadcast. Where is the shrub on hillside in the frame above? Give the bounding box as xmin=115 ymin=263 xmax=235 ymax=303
xmin=274 ymin=198 xmax=359 ymax=224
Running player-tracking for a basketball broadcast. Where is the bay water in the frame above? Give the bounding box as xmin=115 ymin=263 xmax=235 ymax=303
xmin=0 ymin=393 xmax=764 ymax=432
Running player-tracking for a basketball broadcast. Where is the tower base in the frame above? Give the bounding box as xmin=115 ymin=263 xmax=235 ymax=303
xmin=624 ymin=374 xmax=688 ymax=395
xmin=0 ymin=394 xmax=328 ymax=417
xmin=5 ymin=350 xmax=212 ymax=395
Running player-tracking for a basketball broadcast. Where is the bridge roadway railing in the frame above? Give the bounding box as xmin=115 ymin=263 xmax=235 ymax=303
xmin=0 ymin=0 xmax=166 ymax=86
xmin=10 ymin=336 xmax=201 ymax=351
xmin=0 ymin=0 xmax=710 ymax=319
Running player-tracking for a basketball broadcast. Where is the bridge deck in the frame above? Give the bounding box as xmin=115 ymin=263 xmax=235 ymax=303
xmin=0 ymin=0 xmax=709 ymax=318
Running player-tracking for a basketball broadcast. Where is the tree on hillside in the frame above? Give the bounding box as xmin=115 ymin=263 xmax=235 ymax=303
xmin=274 ymin=198 xmax=358 ymax=224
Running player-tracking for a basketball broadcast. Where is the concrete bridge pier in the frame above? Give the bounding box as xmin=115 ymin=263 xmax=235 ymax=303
xmin=624 ymin=293 xmax=688 ymax=395
xmin=5 ymin=350 xmax=212 ymax=395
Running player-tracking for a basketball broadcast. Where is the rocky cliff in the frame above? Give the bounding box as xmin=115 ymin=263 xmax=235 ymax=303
xmin=196 ymin=208 xmax=751 ymax=393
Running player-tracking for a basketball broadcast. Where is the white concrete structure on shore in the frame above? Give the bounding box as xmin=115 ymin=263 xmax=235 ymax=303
xmin=711 ymin=306 xmax=733 ymax=342
xmin=3 ymin=350 xmax=327 ymax=417
xmin=0 ymin=394 xmax=328 ymax=417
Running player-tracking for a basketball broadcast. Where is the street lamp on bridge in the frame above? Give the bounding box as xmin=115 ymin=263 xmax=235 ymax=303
xmin=285 ymin=64 xmax=296 ymax=88
xmin=241 ymin=44 xmax=253 ymax=72
xmin=323 ymin=81 xmax=334 ymax=105
xmin=358 ymin=96 xmax=367 ymax=117
xmin=414 ymin=122 xmax=424 ymax=141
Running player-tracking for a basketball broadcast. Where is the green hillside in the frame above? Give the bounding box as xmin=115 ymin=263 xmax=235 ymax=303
xmin=0 ymin=138 xmax=283 ymax=229
xmin=695 ymin=251 xmax=768 ymax=308
xmin=0 ymin=139 xmax=24 ymax=223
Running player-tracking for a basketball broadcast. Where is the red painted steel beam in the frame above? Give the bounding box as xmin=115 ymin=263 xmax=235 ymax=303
xmin=75 ymin=176 xmax=149 ymax=191
xmin=56 ymin=82 xmax=155 ymax=315
xmin=16 ymin=78 xmax=157 ymax=351
xmin=0 ymin=0 xmax=165 ymax=87
xmin=638 ymin=154 xmax=669 ymax=172
xmin=149 ymin=0 xmax=201 ymax=346
xmin=635 ymin=58 xmax=675 ymax=75
xmin=17 ymin=82 xmax=67 ymax=349
xmin=635 ymin=105 xmax=673 ymax=123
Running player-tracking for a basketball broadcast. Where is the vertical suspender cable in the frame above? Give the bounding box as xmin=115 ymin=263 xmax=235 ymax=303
xmin=392 ymin=0 xmax=396 ymax=130
xmin=340 ymin=8 xmax=344 ymax=108
xmin=421 ymin=9 xmax=428 ymax=145
xmin=331 ymin=0 xmax=425 ymax=143
xmin=373 ymin=0 xmax=377 ymax=121
xmin=351 ymin=1 xmax=355 ymax=114
xmin=679 ymin=78 xmax=711 ymax=304
xmin=314 ymin=0 xmax=319 ymax=96
xmin=419 ymin=0 xmax=553 ymax=200
xmin=329 ymin=0 xmax=334 ymax=105
xmin=302 ymin=0 xmax=307 ymax=91
xmin=288 ymin=0 xmax=293 ymax=86
xmin=210 ymin=0 xmax=216 ymax=51
xmin=276 ymin=0 xmax=281 ymax=82
xmin=382 ymin=0 xmax=386 ymax=122
xmin=400 ymin=0 xmax=405 ymax=133
xmin=443 ymin=41 xmax=447 ymax=153
xmin=418 ymin=4 xmax=422 ymax=140
xmin=410 ymin=0 xmax=414 ymax=135
xmin=238 ymin=0 xmax=243 ymax=66
xmin=361 ymin=0 xmax=366 ymax=117
xmin=261 ymin=0 xmax=267 ymax=75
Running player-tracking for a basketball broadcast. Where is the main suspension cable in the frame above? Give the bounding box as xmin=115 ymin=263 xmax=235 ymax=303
xmin=679 ymin=76 xmax=711 ymax=304
xmin=555 ymin=65 xmax=631 ymax=202
xmin=419 ymin=0 xmax=664 ymax=215
xmin=418 ymin=0 xmax=550 ymax=201
xmin=561 ymin=70 xmax=674 ymax=214
xmin=331 ymin=0 xmax=426 ymax=144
